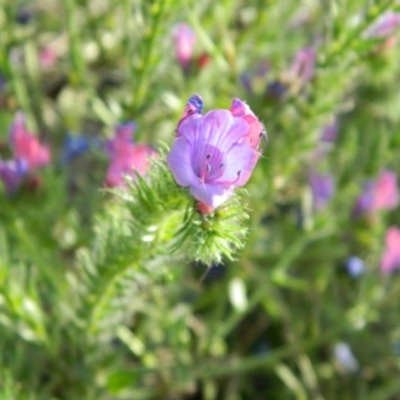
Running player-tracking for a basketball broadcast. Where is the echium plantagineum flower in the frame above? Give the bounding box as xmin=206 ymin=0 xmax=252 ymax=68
xmin=167 ymin=95 xmax=266 ymax=212
xmin=353 ymin=170 xmax=399 ymax=218
xmin=104 ymin=121 xmax=157 ymax=188
xmin=380 ymin=226 xmax=400 ymax=274
xmin=289 ymin=47 xmax=316 ymax=84
xmin=364 ymin=11 xmax=400 ymax=38
xmin=172 ymin=23 xmax=196 ymax=73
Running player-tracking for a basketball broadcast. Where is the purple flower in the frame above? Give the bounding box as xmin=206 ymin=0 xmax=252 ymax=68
xmin=265 ymin=81 xmax=288 ymax=100
xmin=364 ymin=11 xmax=400 ymax=38
xmin=333 ymin=342 xmax=359 ymax=373
xmin=61 ymin=134 xmax=91 ymax=164
xmin=167 ymin=96 xmax=263 ymax=210
xmin=381 ymin=226 xmax=400 ymax=274
xmin=345 ymin=256 xmax=365 ymax=278
xmin=0 ymin=158 xmax=28 ymax=194
xmin=353 ymin=170 xmax=399 ymax=217
xmin=289 ymin=47 xmax=316 ymax=83
xmin=309 ymin=171 xmax=335 ymax=211
xmin=172 ymin=23 xmax=196 ymax=72
xmin=320 ymin=120 xmax=338 ymax=143
xmin=239 ymin=61 xmax=270 ymax=94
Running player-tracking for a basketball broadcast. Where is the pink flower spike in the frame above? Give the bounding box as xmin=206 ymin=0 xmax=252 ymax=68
xmin=230 ymin=98 xmax=266 ymax=150
xmin=353 ymin=170 xmax=399 ymax=217
xmin=173 ymin=23 xmax=196 ymax=72
xmin=105 ymin=121 xmax=136 ymax=156
xmin=380 ymin=226 xmax=400 ymax=274
xmin=10 ymin=112 xmax=51 ymax=170
xmin=289 ymin=47 xmax=316 ymax=83
xmin=364 ymin=11 xmax=400 ymax=38
xmin=105 ymin=143 xmax=157 ymax=188
xmin=372 ymin=170 xmax=399 ymax=211
xmin=167 ymin=98 xmax=263 ymax=210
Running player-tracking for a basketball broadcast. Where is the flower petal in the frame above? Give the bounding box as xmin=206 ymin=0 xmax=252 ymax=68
xmin=189 ymin=181 xmax=233 ymax=208
xmin=167 ymin=137 xmax=198 ymax=187
xmin=217 ymin=142 xmax=260 ymax=187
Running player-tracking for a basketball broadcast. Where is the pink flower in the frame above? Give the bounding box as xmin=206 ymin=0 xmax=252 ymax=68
xmin=105 ymin=121 xmax=137 ymax=156
xmin=104 ymin=122 xmax=156 ymax=188
xmin=10 ymin=112 xmax=51 ymax=170
xmin=230 ymin=98 xmax=266 ymax=150
xmin=364 ymin=11 xmax=400 ymax=38
xmin=353 ymin=170 xmax=399 ymax=217
xmin=381 ymin=226 xmax=400 ymax=274
xmin=289 ymin=47 xmax=316 ymax=83
xmin=172 ymin=23 xmax=196 ymax=72
xmin=39 ymin=47 xmax=58 ymax=68
xmin=167 ymin=96 xmax=264 ymax=210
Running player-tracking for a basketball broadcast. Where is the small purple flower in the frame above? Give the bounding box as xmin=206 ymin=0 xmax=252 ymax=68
xmin=167 ymin=96 xmax=263 ymax=210
xmin=0 ymin=158 xmax=28 ymax=194
xmin=380 ymin=226 xmax=400 ymax=274
xmin=309 ymin=171 xmax=335 ymax=211
xmin=333 ymin=342 xmax=359 ymax=373
xmin=345 ymin=256 xmax=365 ymax=278
xmin=364 ymin=11 xmax=400 ymax=38
xmin=15 ymin=6 xmax=34 ymax=25
xmin=172 ymin=23 xmax=196 ymax=72
xmin=320 ymin=120 xmax=338 ymax=143
xmin=61 ymin=134 xmax=91 ymax=164
xmin=289 ymin=47 xmax=316 ymax=83
xmin=239 ymin=61 xmax=270 ymax=94
xmin=265 ymin=81 xmax=288 ymax=100
xmin=0 ymin=71 xmax=5 ymax=92
xmin=353 ymin=170 xmax=399 ymax=217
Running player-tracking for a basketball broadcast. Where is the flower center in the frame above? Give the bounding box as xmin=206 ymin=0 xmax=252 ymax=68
xmin=198 ymin=152 xmax=241 ymax=186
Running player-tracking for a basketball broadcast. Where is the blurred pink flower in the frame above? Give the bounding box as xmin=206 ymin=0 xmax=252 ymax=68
xmin=167 ymin=96 xmax=263 ymax=210
xmin=172 ymin=23 xmax=196 ymax=72
xmin=10 ymin=112 xmax=51 ymax=170
xmin=105 ymin=121 xmax=137 ymax=156
xmin=104 ymin=122 xmax=156 ymax=188
xmin=289 ymin=47 xmax=316 ymax=83
xmin=364 ymin=11 xmax=400 ymax=38
xmin=381 ymin=226 xmax=400 ymax=274
xmin=39 ymin=47 xmax=58 ymax=68
xmin=353 ymin=170 xmax=399 ymax=217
